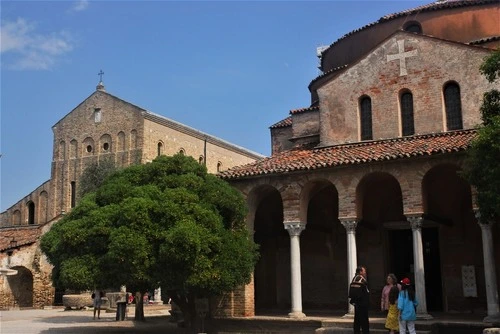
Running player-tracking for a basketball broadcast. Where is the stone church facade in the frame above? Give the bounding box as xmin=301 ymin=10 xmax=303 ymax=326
xmin=219 ymin=0 xmax=500 ymax=322
xmin=0 ymin=83 xmax=263 ymax=309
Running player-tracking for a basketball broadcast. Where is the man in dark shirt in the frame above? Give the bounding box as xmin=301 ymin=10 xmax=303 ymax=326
xmin=349 ymin=266 xmax=370 ymax=334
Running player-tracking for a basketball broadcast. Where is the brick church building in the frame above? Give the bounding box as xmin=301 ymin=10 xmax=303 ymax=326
xmin=219 ymin=0 xmax=500 ymax=322
xmin=0 ymin=82 xmax=263 ymax=309
xmin=1 ymin=0 xmax=499 ymax=322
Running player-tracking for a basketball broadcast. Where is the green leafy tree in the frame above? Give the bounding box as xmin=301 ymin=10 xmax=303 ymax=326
xmin=78 ymin=157 xmax=118 ymax=198
xmin=41 ymin=154 xmax=259 ymax=325
xmin=464 ymin=50 xmax=500 ymax=223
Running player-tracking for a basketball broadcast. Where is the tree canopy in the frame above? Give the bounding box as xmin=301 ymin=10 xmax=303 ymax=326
xmin=41 ymin=154 xmax=259 ymax=323
xmin=464 ymin=50 xmax=500 ymax=223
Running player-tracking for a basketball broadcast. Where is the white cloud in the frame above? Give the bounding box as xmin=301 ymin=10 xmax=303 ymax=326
xmin=71 ymin=0 xmax=89 ymax=12
xmin=0 ymin=18 xmax=74 ymax=70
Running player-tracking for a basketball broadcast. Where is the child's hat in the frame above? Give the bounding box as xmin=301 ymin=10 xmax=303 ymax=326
xmin=400 ymin=277 xmax=411 ymax=285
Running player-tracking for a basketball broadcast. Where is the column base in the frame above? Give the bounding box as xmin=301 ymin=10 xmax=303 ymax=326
xmin=416 ymin=312 xmax=433 ymax=320
xmin=484 ymin=313 xmax=500 ymax=323
xmin=288 ymin=311 xmax=306 ymax=319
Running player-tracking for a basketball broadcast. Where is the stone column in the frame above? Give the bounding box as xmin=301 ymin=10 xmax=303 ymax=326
xmin=408 ymin=215 xmax=432 ymax=319
xmin=284 ymin=221 xmax=306 ymax=318
xmin=476 ymin=211 xmax=500 ymax=323
xmin=340 ymin=219 xmax=358 ymax=316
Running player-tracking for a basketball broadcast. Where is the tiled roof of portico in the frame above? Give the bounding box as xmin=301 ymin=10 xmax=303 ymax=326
xmin=219 ymin=129 xmax=476 ymax=180
xmin=0 ymin=226 xmax=41 ymax=252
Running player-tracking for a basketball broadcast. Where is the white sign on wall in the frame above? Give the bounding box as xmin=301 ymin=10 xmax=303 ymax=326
xmin=462 ymin=265 xmax=477 ymax=298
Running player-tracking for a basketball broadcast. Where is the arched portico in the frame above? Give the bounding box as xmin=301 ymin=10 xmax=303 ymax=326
xmin=355 ymin=172 xmax=405 ymax=289
xmin=250 ymin=185 xmax=289 ymax=314
xmin=299 ymin=179 xmax=346 ymax=310
xmin=422 ymin=163 xmax=476 ymax=312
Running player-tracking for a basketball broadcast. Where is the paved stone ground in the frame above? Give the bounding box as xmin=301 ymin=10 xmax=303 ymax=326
xmin=0 ymin=306 xmax=498 ymax=334
xmin=0 ymin=305 xmax=185 ymax=334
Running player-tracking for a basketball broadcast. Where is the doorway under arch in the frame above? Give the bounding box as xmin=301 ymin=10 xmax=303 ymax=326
xmin=7 ymin=266 xmax=34 ymax=308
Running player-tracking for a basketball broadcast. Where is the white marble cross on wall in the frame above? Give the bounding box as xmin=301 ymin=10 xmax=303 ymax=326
xmin=387 ymin=40 xmax=418 ymax=76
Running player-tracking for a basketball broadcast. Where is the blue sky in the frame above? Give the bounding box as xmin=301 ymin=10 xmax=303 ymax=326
xmin=1 ymin=0 xmax=430 ymax=211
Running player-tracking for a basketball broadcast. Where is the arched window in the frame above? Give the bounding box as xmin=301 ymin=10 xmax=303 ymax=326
xmin=404 ymin=21 xmax=422 ymax=34
xmin=70 ymin=181 xmax=76 ymax=208
xmin=400 ymin=91 xmax=415 ymax=136
xmin=360 ymin=96 xmax=373 ymax=140
xmin=199 ymin=155 xmax=204 ymax=164
xmin=157 ymin=142 xmax=163 ymax=157
xmin=444 ymin=82 xmax=463 ymax=130
xmin=179 ymin=148 xmax=185 ymax=155
xmin=217 ymin=161 xmax=222 ymax=173
xmin=27 ymin=201 xmax=35 ymax=225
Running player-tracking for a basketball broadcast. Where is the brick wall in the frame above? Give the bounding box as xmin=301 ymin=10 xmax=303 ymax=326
xmin=318 ymin=32 xmax=493 ymax=146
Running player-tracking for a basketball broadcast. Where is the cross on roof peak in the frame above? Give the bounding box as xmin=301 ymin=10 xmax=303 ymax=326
xmin=98 ymin=70 xmax=104 ymax=82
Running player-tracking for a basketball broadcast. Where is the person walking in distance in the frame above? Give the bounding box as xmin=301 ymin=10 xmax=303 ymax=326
xmin=349 ymin=266 xmax=370 ymax=334
xmin=398 ymin=278 xmax=418 ymax=334
xmin=92 ymin=290 xmax=104 ymax=320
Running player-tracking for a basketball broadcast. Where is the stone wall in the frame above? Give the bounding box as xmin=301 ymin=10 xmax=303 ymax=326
xmin=0 ymin=242 xmax=53 ymax=309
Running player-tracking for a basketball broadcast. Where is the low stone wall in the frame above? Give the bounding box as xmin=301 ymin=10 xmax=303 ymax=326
xmin=62 ymin=294 xmax=110 ymax=310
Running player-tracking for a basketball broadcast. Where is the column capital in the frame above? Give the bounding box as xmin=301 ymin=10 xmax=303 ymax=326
xmin=475 ymin=210 xmax=496 ymax=228
xmin=406 ymin=214 xmax=423 ymax=230
xmin=340 ymin=219 xmax=358 ymax=233
xmin=284 ymin=221 xmax=306 ymax=236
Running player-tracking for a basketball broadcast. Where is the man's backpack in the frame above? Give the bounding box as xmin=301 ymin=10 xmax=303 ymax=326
xmin=348 ymin=276 xmax=366 ymax=302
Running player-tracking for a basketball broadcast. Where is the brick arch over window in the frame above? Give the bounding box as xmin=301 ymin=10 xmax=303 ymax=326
xmin=39 ymin=191 xmax=48 ymax=224
xmin=82 ymin=137 xmax=95 ymax=156
xmin=359 ymin=95 xmax=373 ymax=140
xmin=58 ymin=140 xmax=66 ymax=160
xmin=12 ymin=210 xmax=21 ymax=226
xmin=400 ymin=89 xmax=415 ymax=136
xmin=179 ymin=148 xmax=185 ymax=155
xmin=157 ymin=141 xmax=164 ymax=157
xmin=130 ymin=130 xmax=138 ymax=149
xmin=99 ymin=134 xmax=112 ymax=153
xmin=117 ymin=131 xmax=126 ymax=151
xmin=27 ymin=201 xmax=35 ymax=225
xmin=443 ymin=81 xmax=463 ymax=130
xmin=70 ymin=139 xmax=78 ymax=159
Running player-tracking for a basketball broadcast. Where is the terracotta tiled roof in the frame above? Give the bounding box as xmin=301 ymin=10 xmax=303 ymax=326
xmin=269 ymin=116 xmax=292 ymax=129
xmin=322 ymin=0 xmax=497 ymax=63
xmin=469 ymin=35 xmax=500 ymax=45
xmin=0 ymin=226 xmax=41 ymax=252
xmin=219 ymin=130 xmax=476 ymax=180
xmin=290 ymin=106 xmax=320 ymax=115
xmin=309 ymin=64 xmax=349 ymax=88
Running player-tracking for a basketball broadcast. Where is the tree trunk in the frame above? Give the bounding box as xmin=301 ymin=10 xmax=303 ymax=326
xmin=169 ymin=292 xmax=196 ymax=329
xmin=134 ymin=291 xmax=145 ymax=321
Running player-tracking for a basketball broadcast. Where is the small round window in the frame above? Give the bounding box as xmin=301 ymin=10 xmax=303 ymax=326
xmin=103 ymin=143 xmax=109 ymax=151
xmin=404 ymin=21 xmax=422 ymax=34
xmin=86 ymin=145 xmax=93 ymax=153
